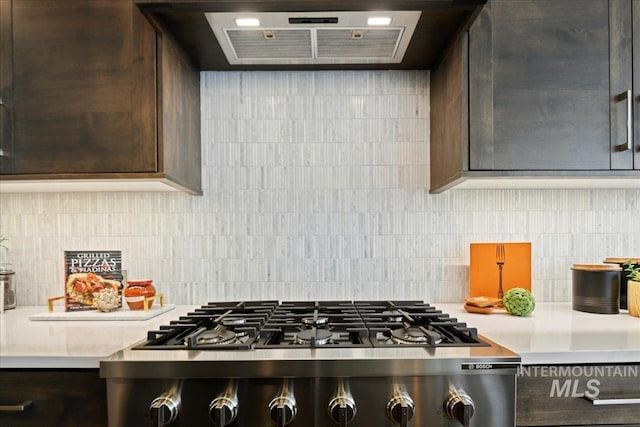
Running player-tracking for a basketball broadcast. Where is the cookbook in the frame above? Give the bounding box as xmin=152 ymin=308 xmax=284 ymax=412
xmin=64 ymin=250 xmax=124 ymax=312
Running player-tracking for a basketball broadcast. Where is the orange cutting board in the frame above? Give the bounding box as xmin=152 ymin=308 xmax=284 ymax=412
xmin=469 ymin=242 xmax=531 ymax=298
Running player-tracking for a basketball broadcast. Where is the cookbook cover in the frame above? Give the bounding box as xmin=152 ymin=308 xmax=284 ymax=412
xmin=469 ymin=242 xmax=532 ymax=298
xmin=64 ymin=250 xmax=124 ymax=312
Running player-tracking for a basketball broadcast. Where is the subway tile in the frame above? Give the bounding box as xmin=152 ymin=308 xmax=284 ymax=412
xmin=1 ymin=70 xmax=639 ymax=306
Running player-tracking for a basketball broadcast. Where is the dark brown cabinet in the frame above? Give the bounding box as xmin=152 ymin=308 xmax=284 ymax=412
xmin=0 ymin=0 xmax=201 ymax=194
xmin=0 ymin=369 xmax=107 ymax=427
xmin=430 ymin=0 xmax=640 ymax=193
xmin=516 ymin=364 xmax=640 ymax=426
xmin=0 ymin=0 xmax=11 ymax=171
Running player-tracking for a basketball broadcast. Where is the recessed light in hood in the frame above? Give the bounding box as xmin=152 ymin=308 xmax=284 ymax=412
xmin=235 ymin=18 xmax=260 ymax=27
xmin=205 ymin=11 xmax=421 ymax=65
xmin=367 ymin=17 xmax=392 ymax=26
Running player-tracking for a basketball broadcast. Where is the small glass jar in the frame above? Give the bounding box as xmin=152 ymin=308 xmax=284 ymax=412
xmin=0 ymin=263 xmax=16 ymax=311
xmin=124 ymin=279 xmax=156 ymax=310
xmin=0 ymin=245 xmax=15 ymax=311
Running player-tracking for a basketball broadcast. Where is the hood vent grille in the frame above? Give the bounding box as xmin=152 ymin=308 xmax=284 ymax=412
xmin=227 ymin=29 xmax=312 ymax=59
xmin=317 ymin=29 xmax=402 ymax=58
xmin=206 ymin=11 xmax=421 ymax=65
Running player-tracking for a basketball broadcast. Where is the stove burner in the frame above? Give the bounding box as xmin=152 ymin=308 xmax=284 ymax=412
xmin=222 ymin=317 xmax=247 ymax=326
xmin=301 ymin=316 xmax=329 ymax=327
xmin=196 ymin=327 xmax=237 ymax=345
xmin=381 ymin=310 xmax=405 ymax=322
xmin=295 ymin=329 xmax=332 ymax=346
xmin=391 ymin=327 xmax=443 ymax=345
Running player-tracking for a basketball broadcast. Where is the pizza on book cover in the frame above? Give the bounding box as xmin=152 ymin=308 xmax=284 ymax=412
xmin=64 ymin=250 xmax=124 ymax=312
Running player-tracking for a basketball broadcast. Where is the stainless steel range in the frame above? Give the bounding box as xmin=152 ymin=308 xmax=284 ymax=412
xmin=100 ymin=300 xmax=520 ymax=427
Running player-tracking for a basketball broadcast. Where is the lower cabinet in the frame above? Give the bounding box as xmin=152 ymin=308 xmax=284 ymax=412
xmin=517 ymin=364 xmax=640 ymax=426
xmin=0 ymin=369 xmax=106 ymax=427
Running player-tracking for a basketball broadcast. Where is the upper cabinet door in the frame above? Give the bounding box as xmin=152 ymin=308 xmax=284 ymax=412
xmin=632 ymin=0 xmax=640 ymax=170
xmin=0 ymin=0 xmax=12 ymax=172
xmin=469 ymin=0 xmax=614 ymax=170
xmin=9 ymin=0 xmax=157 ymax=175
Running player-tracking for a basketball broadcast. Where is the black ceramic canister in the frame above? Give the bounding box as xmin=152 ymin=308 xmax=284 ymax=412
xmin=603 ymin=257 xmax=640 ymax=310
xmin=572 ymin=264 xmax=621 ymax=314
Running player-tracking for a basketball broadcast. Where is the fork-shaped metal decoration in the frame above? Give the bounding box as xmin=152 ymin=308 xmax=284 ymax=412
xmin=496 ymin=244 xmax=506 ymax=299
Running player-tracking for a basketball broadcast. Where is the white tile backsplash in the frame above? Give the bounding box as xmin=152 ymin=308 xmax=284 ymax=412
xmin=1 ymin=70 xmax=639 ymax=306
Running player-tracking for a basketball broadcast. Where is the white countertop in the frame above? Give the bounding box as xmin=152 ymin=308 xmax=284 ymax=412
xmin=438 ymin=303 xmax=640 ymax=365
xmin=0 ymin=305 xmax=195 ymax=369
xmin=1 ymin=303 xmax=638 ymax=368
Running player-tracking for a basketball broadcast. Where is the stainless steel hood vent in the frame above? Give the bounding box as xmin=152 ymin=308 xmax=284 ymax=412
xmin=134 ymin=0 xmax=487 ymax=70
xmin=205 ymin=11 xmax=421 ymax=65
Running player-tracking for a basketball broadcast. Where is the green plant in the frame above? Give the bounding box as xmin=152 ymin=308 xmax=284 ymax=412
xmin=623 ymin=260 xmax=640 ymax=282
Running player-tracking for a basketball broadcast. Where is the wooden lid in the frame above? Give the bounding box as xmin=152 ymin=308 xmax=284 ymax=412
xmin=603 ymin=257 xmax=640 ymax=264
xmin=572 ymin=263 xmax=622 ymax=272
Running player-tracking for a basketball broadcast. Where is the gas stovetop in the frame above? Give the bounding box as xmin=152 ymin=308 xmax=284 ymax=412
xmin=103 ymin=300 xmax=521 ymax=427
xmin=134 ymin=300 xmax=489 ymax=350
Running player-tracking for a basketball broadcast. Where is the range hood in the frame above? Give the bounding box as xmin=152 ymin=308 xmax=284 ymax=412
xmin=135 ymin=0 xmax=487 ymax=70
xmin=205 ymin=11 xmax=422 ymax=65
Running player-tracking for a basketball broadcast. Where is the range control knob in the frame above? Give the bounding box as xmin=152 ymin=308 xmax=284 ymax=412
xmin=149 ymin=392 xmax=180 ymax=426
xmin=386 ymin=387 xmax=415 ymax=427
xmin=209 ymin=382 xmax=239 ymax=427
xmin=444 ymin=389 xmax=475 ymax=426
xmin=328 ymin=379 xmax=356 ymax=426
xmin=269 ymin=381 xmax=297 ymax=427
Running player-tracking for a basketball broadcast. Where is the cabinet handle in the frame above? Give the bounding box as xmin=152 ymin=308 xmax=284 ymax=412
xmin=615 ymin=89 xmax=633 ymax=151
xmin=0 ymin=400 xmax=34 ymax=412
xmin=584 ymin=395 xmax=640 ymax=406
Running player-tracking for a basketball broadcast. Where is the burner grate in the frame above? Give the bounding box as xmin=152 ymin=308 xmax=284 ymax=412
xmin=133 ymin=300 xmax=490 ymax=350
